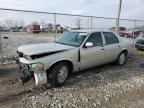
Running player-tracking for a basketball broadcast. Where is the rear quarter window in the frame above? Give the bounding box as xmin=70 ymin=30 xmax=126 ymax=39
xmin=103 ymin=32 xmax=119 ymax=45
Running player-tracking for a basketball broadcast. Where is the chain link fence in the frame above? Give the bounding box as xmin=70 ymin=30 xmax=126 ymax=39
xmin=0 ymin=8 xmax=144 ymax=64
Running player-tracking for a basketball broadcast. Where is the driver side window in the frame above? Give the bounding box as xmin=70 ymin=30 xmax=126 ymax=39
xmin=86 ymin=32 xmax=103 ymax=47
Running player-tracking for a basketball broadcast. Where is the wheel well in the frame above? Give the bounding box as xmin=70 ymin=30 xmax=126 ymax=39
xmin=47 ymin=60 xmax=73 ymax=74
xmin=121 ymin=49 xmax=128 ymax=55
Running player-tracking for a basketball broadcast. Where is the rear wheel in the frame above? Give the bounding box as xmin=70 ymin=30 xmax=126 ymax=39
xmin=114 ymin=51 xmax=127 ymax=66
xmin=48 ymin=62 xmax=69 ymax=87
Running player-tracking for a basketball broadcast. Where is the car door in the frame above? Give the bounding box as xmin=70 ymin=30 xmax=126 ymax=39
xmin=80 ymin=32 xmax=106 ymax=70
xmin=102 ymin=32 xmax=121 ymax=62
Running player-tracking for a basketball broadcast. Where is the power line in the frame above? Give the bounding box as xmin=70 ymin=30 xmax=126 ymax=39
xmin=0 ymin=8 xmax=143 ymax=21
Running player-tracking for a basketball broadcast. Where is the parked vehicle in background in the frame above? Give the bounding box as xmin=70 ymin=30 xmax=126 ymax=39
xmin=133 ymin=28 xmax=143 ymax=37
xmin=135 ymin=35 xmax=144 ymax=50
xmin=119 ymin=30 xmax=133 ymax=38
xmin=41 ymin=24 xmax=54 ymax=33
xmin=10 ymin=27 xmax=25 ymax=32
xmin=57 ymin=26 xmax=64 ymax=33
xmin=28 ymin=24 xmax=40 ymax=33
xmin=10 ymin=27 xmax=19 ymax=32
xmin=110 ymin=27 xmax=126 ymax=31
xmin=17 ymin=30 xmax=133 ymax=87
xmin=0 ymin=27 xmax=3 ymax=31
xmin=0 ymin=26 xmax=10 ymax=32
xmin=110 ymin=27 xmax=138 ymax=38
xmin=63 ymin=26 xmax=72 ymax=32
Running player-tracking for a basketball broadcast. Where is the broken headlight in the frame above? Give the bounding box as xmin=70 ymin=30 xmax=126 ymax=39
xmin=25 ymin=55 xmax=33 ymax=60
xmin=29 ymin=63 xmax=44 ymax=72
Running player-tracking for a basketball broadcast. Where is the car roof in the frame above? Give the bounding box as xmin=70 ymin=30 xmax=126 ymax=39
xmin=71 ymin=29 xmax=113 ymax=34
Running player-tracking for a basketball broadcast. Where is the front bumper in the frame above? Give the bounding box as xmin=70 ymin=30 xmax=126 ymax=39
xmin=34 ymin=72 xmax=47 ymax=86
xmin=16 ymin=58 xmax=47 ymax=86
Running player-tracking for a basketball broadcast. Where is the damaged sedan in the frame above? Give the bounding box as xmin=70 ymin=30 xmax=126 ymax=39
xmin=16 ymin=30 xmax=133 ymax=87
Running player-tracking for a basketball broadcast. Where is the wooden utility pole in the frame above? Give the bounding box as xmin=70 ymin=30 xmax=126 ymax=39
xmin=116 ymin=0 xmax=123 ymax=34
xmin=54 ymin=13 xmax=57 ymax=40
xmin=0 ymin=32 xmax=1 ymax=56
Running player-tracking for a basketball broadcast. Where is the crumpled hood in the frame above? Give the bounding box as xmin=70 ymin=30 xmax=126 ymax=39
xmin=18 ymin=42 xmax=74 ymax=55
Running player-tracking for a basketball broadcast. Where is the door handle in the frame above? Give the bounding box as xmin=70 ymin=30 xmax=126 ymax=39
xmin=118 ymin=46 xmax=121 ymax=47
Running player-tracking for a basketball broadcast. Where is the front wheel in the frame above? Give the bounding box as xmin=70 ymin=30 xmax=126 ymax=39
xmin=48 ymin=62 xmax=69 ymax=87
xmin=114 ymin=51 xmax=127 ymax=66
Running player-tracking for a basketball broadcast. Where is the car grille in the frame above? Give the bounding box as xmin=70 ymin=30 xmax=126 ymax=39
xmin=19 ymin=63 xmax=29 ymax=73
xmin=19 ymin=63 xmax=33 ymax=84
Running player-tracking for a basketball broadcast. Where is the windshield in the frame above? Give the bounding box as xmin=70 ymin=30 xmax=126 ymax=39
xmin=55 ymin=32 xmax=88 ymax=47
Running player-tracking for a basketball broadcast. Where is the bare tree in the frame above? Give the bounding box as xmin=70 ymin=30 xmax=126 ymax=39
xmin=13 ymin=20 xmax=19 ymax=27
xmin=75 ymin=18 xmax=82 ymax=29
xmin=5 ymin=19 xmax=19 ymax=28
xmin=5 ymin=19 xmax=13 ymax=28
xmin=19 ymin=20 xmax=25 ymax=27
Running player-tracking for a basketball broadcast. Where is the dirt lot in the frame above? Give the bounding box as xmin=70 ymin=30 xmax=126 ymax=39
xmin=0 ymin=49 xmax=144 ymax=108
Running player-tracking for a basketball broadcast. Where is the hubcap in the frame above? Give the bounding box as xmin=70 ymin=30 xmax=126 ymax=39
xmin=119 ymin=53 xmax=126 ymax=65
xmin=58 ymin=66 xmax=68 ymax=83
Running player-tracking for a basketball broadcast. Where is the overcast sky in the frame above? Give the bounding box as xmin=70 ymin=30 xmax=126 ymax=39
xmin=0 ymin=0 xmax=144 ymax=19
xmin=0 ymin=0 xmax=144 ymax=28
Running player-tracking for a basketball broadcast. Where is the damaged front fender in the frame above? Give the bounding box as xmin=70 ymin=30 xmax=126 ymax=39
xmin=19 ymin=62 xmax=47 ymax=86
xmin=34 ymin=72 xmax=47 ymax=86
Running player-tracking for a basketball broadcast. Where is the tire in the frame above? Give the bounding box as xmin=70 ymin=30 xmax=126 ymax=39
xmin=114 ymin=51 xmax=127 ymax=66
xmin=48 ymin=62 xmax=69 ymax=87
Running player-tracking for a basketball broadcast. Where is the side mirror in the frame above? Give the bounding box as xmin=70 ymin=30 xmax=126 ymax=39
xmin=84 ymin=42 xmax=93 ymax=48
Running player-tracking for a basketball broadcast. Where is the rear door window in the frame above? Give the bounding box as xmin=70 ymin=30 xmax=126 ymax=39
xmin=103 ymin=32 xmax=119 ymax=45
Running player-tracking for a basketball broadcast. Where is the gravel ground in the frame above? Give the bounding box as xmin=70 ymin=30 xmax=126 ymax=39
xmin=0 ymin=50 xmax=144 ymax=108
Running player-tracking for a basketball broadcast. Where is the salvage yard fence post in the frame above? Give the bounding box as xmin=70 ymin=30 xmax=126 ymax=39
xmin=54 ymin=13 xmax=57 ymax=40
xmin=91 ymin=16 xmax=93 ymax=29
xmin=133 ymin=20 xmax=137 ymax=48
xmin=0 ymin=32 xmax=2 ymax=57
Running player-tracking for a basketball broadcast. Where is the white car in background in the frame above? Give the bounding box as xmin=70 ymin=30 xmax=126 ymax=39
xmin=17 ymin=30 xmax=133 ymax=87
